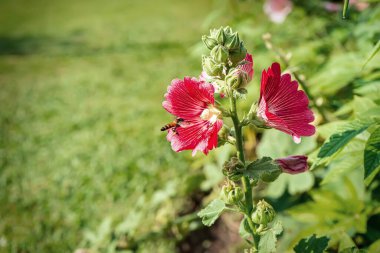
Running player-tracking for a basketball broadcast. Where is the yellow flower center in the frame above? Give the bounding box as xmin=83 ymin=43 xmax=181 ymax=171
xmin=200 ymin=105 xmax=221 ymax=124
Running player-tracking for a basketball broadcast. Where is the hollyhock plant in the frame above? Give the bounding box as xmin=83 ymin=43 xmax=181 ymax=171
xmin=162 ymin=77 xmax=223 ymax=156
xmin=162 ymin=27 xmax=316 ymax=252
xmin=257 ymin=62 xmax=315 ymax=143
xmin=275 ymin=155 xmax=308 ymax=174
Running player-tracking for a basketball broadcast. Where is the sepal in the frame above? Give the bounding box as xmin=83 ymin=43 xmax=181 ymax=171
xmin=245 ymin=157 xmax=282 ymax=182
xmin=222 ymin=157 xmax=245 ymax=181
xmin=252 ymin=200 xmax=276 ymax=226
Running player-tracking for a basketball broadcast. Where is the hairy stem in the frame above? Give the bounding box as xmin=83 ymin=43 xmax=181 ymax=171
xmin=229 ymin=95 xmax=258 ymax=249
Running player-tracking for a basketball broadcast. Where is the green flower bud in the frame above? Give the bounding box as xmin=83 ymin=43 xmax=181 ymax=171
xmin=202 ymin=56 xmax=223 ymax=77
xmin=210 ymin=45 xmax=229 ymax=64
xmin=225 ymin=32 xmax=240 ymax=50
xmin=214 ymin=27 xmax=226 ymax=45
xmin=251 ymin=200 xmax=276 ymax=225
xmin=217 ymin=125 xmax=230 ymax=147
xmin=223 ymin=26 xmax=233 ymax=35
xmin=220 ymin=184 xmax=233 ymax=202
xmin=227 ymin=187 xmax=244 ymax=204
xmin=226 ymin=69 xmax=249 ymax=89
xmin=222 ymin=157 xmax=244 ymax=181
xmin=229 ymin=42 xmax=247 ymax=65
xmin=202 ymin=35 xmax=218 ymax=50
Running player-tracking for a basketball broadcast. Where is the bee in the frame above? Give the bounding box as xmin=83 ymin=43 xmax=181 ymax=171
xmin=161 ymin=118 xmax=184 ymax=135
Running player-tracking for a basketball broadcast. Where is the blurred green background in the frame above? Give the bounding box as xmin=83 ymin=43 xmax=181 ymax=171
xmin=1 ymin=0 xmax=379 ymax=252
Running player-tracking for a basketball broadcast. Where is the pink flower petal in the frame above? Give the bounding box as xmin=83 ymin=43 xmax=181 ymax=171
xmin=163 ymin=77 xmax=215 ymax=120
xmin=237 ymin=53 xmax=254 ymax=82
xmin=162 ymin=77 xmax=223 ymax=155
xmin=257 ymin=62 xmax=315 ymax=142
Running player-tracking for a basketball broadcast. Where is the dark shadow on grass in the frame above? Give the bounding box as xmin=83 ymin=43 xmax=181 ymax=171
xmin=0 ymin=35 xmax=188 ymax=56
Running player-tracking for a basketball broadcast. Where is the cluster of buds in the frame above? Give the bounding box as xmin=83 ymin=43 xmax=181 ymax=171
xmin=252 ymin=200 xmax=276 ymax=227
xmin=202 ymin=27 xmax=248 ymax=79
xmin=222 ymin=157 xmax=244 ymax=181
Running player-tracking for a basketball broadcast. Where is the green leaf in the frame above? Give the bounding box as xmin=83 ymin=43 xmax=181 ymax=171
xmin=245 ymin=157 xmax=281 ymax=182
xmin=310 ymin=53 xmax=360 ymax=96
xmin=197 ymin=199 xmax=225 ymax=226
xmin=258 ymin=220 xmax=283 ymax=253
xmin=318 ymin=121 xmax=371 ymax=158
xmin=321 ymin=137 xmax=366 ymax=185
xmin=369 ymin=239 xmax=380 ymax=253
xmin=294 ymin=234 xmax=330 ymax=253
xmin=363 ymin=40 xmax=380 ymax=69
xmin=364 ymin=126 xmax=380 ymax=180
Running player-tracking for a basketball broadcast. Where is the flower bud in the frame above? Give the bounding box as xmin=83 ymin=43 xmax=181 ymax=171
xmin=217 ymin=125 xmax=230 ymax=147
xmin=227 ymin=187 xmax=244 ymax=204
xmin=220 ymin=184 xmax=233 ymax=202
xmin=226 ymin=68 xmax=249 ymax=90
xmin=210 ymin=45 xmax=229 ymax=64
xmin=229 ymin=42 xmax=247 ymax=65
xmin=202 ymin=35 xmax=218 ymax=50
xmin=275 ymin=155 xmax=308 ymax=174
xmin=225 ymin=32 xmax=241 ymax=50
xmin=252 ymin=200 xmax=276 ymax=225
xmin=202 ymin=56 xmax=223 ymax=77
xmin=222 ymin=157 xmax=244 ymax=181
xmin=214 ymin=27 xmax=226 ymax=45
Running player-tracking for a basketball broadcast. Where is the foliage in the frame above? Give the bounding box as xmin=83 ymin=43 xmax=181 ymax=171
xmin=197 ymin=199 xmax=226 ymax=226
xmin=293 ymin=234 xmax=330 ymax=253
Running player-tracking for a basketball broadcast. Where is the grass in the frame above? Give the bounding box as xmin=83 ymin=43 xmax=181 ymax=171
xmin=0 ymin=0 xmax=214 ymax=252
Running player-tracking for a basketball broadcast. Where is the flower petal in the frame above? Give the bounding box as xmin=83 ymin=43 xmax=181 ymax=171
xmin=258 ymin=62 xmax=316 ymax=142
xmin=275 ymin=155 xmax=308 ymax=174
xmin=163 ymin=77 xmax=215 ymax=119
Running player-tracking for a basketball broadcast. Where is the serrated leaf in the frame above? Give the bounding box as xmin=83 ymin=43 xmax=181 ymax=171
xmin=364 ymin=126 xmax=380 ymax=179
xmin=245 ymin=157 xmax=281 ymax=182
xmin=258 ymin=220 xmax=283 ymax=253
xmin=293 ymin=234 xmax=330 ymax=253
xmin=197 ymin=199 xmax=225 ymax=227
xmin=318 ymin=121 xmax=371 ymax=158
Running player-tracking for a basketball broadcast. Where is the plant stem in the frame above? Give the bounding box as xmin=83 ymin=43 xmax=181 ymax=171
xmin=229 ymin=95 xmax=258 ymax=250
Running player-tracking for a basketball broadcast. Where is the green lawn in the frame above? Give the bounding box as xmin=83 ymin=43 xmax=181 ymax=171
xmin=0 ymin=0 xmax=214 ymax=252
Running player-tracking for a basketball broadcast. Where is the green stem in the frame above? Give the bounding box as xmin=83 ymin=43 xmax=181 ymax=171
xmin=229 ymin=95 xmax=258 ymax=250
xmin=343 ymin=0 xmax=350 ymax=19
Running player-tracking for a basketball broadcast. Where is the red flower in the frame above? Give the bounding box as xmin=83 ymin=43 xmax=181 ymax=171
xmin=237 ymin=53 xmax=254 ymax=82
xmin=257 ymin=62 xmax=315 ymax=143
xmin=275 ymin=155 xmax=308 ymax=174
xmin=162 ymin=77 xmax=223 ymax=155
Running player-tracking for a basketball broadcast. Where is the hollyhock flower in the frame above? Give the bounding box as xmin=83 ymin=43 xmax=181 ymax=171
xmin=162 ymin=77 xmax=223 ymax=156
xmin=264 ymin=0 xmax=293 ymax=24
xmin=257 ymin=62 xmax=315 ymax=143
xmin=275 ymin=155 xmax=308 ymax=174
